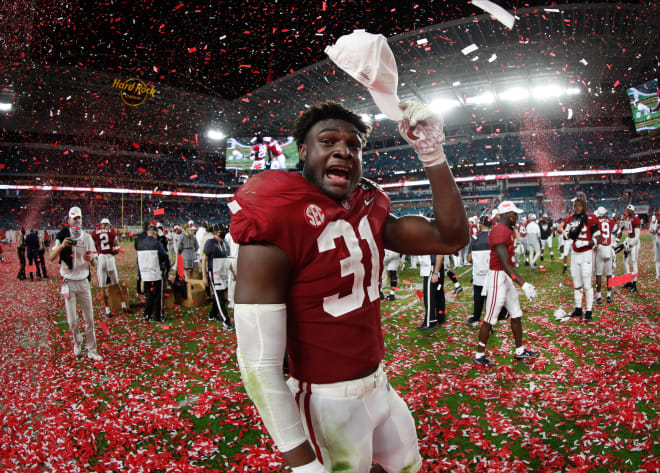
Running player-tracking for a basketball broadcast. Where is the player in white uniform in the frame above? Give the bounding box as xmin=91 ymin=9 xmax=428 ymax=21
xmin=525 ymin=214 xmax=541 ymax=269
xmin=593 ymin=207 xmax=617 ymax=304
xmin=620 ymin=205 xmax=641 ymax=292
xmin=91 ymin=218 xmax=127 ymax=316
xmin=558 ymin=198 xmax=601 ymax=321
xmin=649 ymin=214 xmax=660 ymax=280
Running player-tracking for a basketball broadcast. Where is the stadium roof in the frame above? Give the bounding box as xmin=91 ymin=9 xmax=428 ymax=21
xmin=0 ymin=1 xmax=657 ymax=150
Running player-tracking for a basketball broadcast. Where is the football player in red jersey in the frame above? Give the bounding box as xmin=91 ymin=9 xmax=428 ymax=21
xmin=558 ymin=198 xmax=601 ymax=321
xmin=91 ymin=218 xmax=127 ymax=316
xmin=473 ymin=201 xmax=538 ymax=367
xmin=469 ymin=215 xmax=479 ymax=240
xmin=248 ymin=138 xmax=269 ymax=170
xmin=621 ymin=204 xmax=641 ymax=292
xmin=265 ymin=136 xmax=287 ymax=170
xmin=229 ymin=101 xmax=468 ymax=473
xmin=593 ymin=207 xmax=618 ymax=304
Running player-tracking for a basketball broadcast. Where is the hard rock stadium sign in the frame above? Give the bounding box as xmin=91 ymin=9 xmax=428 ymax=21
xmin=111 ymin=78 xmax=157 ymax=107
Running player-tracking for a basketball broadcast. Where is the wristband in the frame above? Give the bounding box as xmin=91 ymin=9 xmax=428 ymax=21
xmin=419 ymin=147 xmax=447 ymax=167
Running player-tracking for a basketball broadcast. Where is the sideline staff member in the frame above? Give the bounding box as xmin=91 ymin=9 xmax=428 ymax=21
xmin=50 ymin=206 xmax=102 ymax=361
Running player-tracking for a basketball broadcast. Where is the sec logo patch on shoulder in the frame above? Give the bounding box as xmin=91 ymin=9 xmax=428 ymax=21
xmin=304 ymin=203 xmax=325 ymax=228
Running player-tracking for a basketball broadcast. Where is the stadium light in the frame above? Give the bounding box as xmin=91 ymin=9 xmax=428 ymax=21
xmin=465 ymin=92 xmax=495 ymax=105
xmin=431 ymin=98 xmax=461 ymax=113
xmin=0 ymin=102 xmax=13 ymax=112
xmin=566 ymin=86 xmax=581 ymax=95
xmin=498 ymin=87 xmax=529 ymax=102
xmin=206 ymin=129 xmax=225 ymax=141
xmin=532 ymin=85 xmax=563 ymax=99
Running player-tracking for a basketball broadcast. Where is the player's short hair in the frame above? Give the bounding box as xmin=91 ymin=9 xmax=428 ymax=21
xmin=293 ymin=101 xmax=371 ymax=149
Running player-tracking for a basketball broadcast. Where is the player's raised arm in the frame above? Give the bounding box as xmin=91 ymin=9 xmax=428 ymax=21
xmin=383 ymin=100 xmax=469 ymax=255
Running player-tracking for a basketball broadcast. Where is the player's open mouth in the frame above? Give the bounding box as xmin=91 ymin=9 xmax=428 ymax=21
xmin=326 ymin=166 xmax=350 ymax=184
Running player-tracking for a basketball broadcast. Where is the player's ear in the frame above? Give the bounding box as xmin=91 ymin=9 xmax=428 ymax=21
xmin=298 ymin=144 xmax=307 ymax=162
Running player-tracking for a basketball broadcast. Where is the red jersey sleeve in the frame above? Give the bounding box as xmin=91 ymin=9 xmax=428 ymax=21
xmin=488 ymin=223 xmax=514 ymax=270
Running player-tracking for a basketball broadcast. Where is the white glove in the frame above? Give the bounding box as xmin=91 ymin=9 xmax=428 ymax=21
xmin=521 ymin=282 xmax=537 ymax=301
xmin=397 ymin=100 xmax=447 ymax=167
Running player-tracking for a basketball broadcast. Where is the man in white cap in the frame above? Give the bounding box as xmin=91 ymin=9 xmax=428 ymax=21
xmin=593 ymin=207 xmax=617 ymax=304
xmin=91 ymin=218 xmax=128 ymax=316
xmin=474 ymin=201 xmax=538 ymax=367
xmin=49 ymin=206 xmax=102 ymax=361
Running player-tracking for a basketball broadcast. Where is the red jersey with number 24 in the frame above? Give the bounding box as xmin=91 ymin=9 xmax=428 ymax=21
xmin=229 ymin=170 xmax=389 ymax=384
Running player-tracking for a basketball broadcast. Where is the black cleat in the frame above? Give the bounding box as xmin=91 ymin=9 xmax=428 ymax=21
xmin=562 ymin=265 xmax=567 ymax=275
xmin=453 ymin=286 xmax=463 ymax=295
xmin=606 ymin=296 xmax=612 ymax=304
xmin=466 ymin=315 xmax=480 ymax=327
xmin=595 ymin=297 xmax=602 ymax=305
xmin=584 ymin=311 xmax=592 ymax=322
xmin=417 ymin=323 xmax=437 ymax=332
xmin=473 ymin=356 xmax=497 ymax=367
xmin=629 ymin=281 xmax=637 ymax=293
xmin=569 ymin=308 xmax=583 ymax=318
xmin=515 ymin=349 xmax=539 ymax=361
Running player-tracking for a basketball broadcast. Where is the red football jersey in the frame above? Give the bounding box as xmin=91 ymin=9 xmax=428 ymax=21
xmin=267 ymin=140 xmax=284 ymax=158
xmin=517 ymin=221 xmax=527 ymax=238
xmin=470 ymin=222 xmax=479 ymax=239
xmin=230 ymin=171 xmax=389 ymax=384
xmin=92 ymin=228 xmax=118 ymax=255
xmin=488 ymin=222 xmax=515 ymax=270
xmin=251 ymin=143 xmax=269 ymax=161
xmin=562 ymin=213 xmax=599 ymax=252
xmin=597 ymin=217 xmax=617 ymax=246
xmin=623 ymin=215 xmax=641 ymax=234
